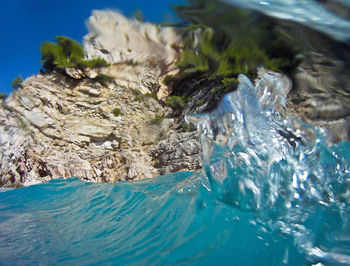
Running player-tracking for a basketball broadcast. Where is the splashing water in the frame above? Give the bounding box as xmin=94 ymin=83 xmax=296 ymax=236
xmin=196 ymin=72 xmax=350 ymax=264
xmin=1 ymin=72 xmax=349 ymax=265
xmin=2 ymin=1 xmax=350 ymax=264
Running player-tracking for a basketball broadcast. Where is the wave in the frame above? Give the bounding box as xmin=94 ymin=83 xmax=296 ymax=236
xmin=195 ymin=72 xmax=350 ymax=264
xmin=1 ymin=72 xmax=349 ymax=265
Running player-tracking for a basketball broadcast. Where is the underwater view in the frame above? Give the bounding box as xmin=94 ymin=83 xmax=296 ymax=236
xmin=1 ymin=0 xmax=350 ymax=265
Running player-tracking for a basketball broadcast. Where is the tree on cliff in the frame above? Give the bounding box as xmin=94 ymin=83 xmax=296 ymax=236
xmin=40 ymin=36 xmax=109 ymax=75
xmin=41 ymin=36 xmax=85 ymax=70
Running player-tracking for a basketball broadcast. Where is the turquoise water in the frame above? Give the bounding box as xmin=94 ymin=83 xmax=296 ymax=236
xmin=1 ymin=73 xmax=349 ymax=265
xmin=0 ymin=174 xmax=304 ymax=265
xmin=1 ymin=0 xmax=350 ymax=264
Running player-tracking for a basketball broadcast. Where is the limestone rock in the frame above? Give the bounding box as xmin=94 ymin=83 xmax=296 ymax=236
xmin=83 ymin=10 xmax=183 ymax=70
xmin=150 ymin=132 xmax=202 ymax=175
xmin=0 ymin=62 xmax=200 ymax=188
xmin=0 ymin=11 xmax=195 ymax=188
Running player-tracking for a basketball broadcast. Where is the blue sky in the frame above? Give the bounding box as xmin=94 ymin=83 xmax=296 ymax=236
xmin=0 ymin=0 xmax=185 ymax=94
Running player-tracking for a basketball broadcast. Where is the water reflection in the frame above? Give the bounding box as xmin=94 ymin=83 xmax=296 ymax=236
xmin=221 ymin=0 xmax=350 ymax=42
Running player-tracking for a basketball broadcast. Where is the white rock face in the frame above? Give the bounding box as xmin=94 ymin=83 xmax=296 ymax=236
xmin=0 ymin=11 xmax=202 ymax=188
xmin=83 ymin=10 xmax=184 ymax=98
xmin=0 ymin=71 xmax=201 ymax=187
xmin=84 ymin=10 xmax=183 ymax=69
xmin=0 ymin=106 xmax=33 ymax=186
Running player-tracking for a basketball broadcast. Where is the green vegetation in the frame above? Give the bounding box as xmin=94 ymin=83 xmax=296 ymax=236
xmin=161 ymin=0 xmax=303 ymax=115
xmin=177 ymin=121 xmax=196 ymax=132
xmin=113 ymin=108 xmax=122 ymax=117
xmin=174 ymin=25 xmax=300 ymax=81
xmin=131 ymin=88 xmax=145 ymax=102
xmin=221 ymin=77 xmax=238 ymax=88
xmin=93 ymin=74 xmax=115 ymax=87
xmin=40 ymin=36 xmax=109 ymax=76
xmin=82 ymin=58 xmax=110 ymax=69
xmin=11 ymin=75 xmax=23 ymax=89
xmin=41 ymin=36 xmax=84 ymax=70
xmin=162 ymin=75 xmax=179 ymax=86
xmin=145 ymin=92 xmax=158 ymax=101
xmin=173 ymin=0 xmax=302 ymax=75
xmin=150 ymin=115 xmax=164 ymax=125
xmin=0 ymin=93 xmax=7 ymax=100
xmin=172 ymin=1 xmax=302 ymax=77
xmin=166 ymin=96 xmax=187 ymax=110
xmin=131 ymin=89 xmax=159 ymax=103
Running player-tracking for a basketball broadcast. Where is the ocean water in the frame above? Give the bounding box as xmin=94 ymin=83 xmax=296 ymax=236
xmin=1 ymin=73 xmax=349 ymax=265
xmin=1 ymin=0 xmax=350 ymax=265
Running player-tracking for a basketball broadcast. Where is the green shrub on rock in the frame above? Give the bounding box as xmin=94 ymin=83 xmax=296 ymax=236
xmin=113 ymin=108 xmax=122 ymax=117
xmin=221 ymin=77 xmax=238 ymax=91
xmin=0 ymin=93 xmax=7 ymax=100
xmin=166 ymin=96 xmax=187 ymax=110
xmin=93 ymin=74 xmax=115 ymax=87
xmin=150 ymin=115 xmax=164 ymax=125
xmin=145 ymin=93 xmax=158 ymax=101
xmin=82 ymin=58 xmax=110 ymax=69
xmin=11 ymin=75 xmax=23 ymax=89
xmin=41 ymin=36 xmax=84 ymax=70
xmin=178 ymin=121 xmax=196 ymax=132
xmin=162 ymin=75 xmax=176 ymax=85
xmin=40 ymin=36 xmax=109 ymax=75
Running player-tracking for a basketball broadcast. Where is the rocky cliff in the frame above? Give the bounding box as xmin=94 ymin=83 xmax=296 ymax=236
xmin=0 ymin=11 xmax=202 ymax=187
xmin=1 ymin=9 xmax=349 ymax=188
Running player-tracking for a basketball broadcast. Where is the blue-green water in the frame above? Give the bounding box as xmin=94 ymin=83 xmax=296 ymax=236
xmin=0 ymin=174 xmax=304 ymax=265
xmin=1 ymin=0 xmax=350 ymax=264
xmin=1 ymin=73 xmax=349 ymax=265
